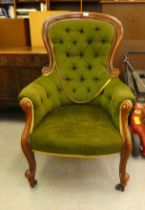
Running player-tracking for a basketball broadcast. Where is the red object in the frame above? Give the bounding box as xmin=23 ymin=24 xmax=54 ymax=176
xmin=130 ymin=103 xmax=145 ymax=156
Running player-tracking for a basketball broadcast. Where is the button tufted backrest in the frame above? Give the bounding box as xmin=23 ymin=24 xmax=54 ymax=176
xmin=42 ymin=13 xmax=123 ymax=103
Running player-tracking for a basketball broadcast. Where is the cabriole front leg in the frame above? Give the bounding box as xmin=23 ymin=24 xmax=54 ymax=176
xmin=21 ymin=137 xmax=37 ymax=188
xmin=116 ymin=100 xmax=133 ymax=192
xmin=116 ymin=143 xmax=131 ymax=192
xmin=20 ymin=99 xmax=37 ymax=188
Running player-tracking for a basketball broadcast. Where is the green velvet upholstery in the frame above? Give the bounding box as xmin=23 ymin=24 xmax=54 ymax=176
xmin=30 ymin=105 xmax=122 ymax=155
xmin=18 ymin=14 xmax=136 ymax=157
xmin=19 ymin=69 xmax=71 ymax=128
xmin=49 ymin=19 xmax=114 ymax=102
xmin=91 ymin=77 xmax=136 ymax=129
xmin=19 ymin=72 xmax=135 ymax=130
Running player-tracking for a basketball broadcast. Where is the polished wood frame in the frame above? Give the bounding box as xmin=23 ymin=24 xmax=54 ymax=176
xmin=42 ymin=12 xmax=123 ymax=77
xmin=20 ymin=12 xmax=133 ymax=191
xmin=20 ymin=99 xmax=37 ymax=188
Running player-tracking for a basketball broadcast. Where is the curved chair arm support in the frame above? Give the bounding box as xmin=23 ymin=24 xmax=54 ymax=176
xmin=42 ymin=66 xmax=54 ymax=76
xmin=20 ymin=98 xmax=37 ymax=187
xmin=20 ymin=98 xmax=32 ymax=142
xmin=120 ymin=99 xmax=133 ymax=144
xmin=42 ymin=66 xmax=50 ymax=76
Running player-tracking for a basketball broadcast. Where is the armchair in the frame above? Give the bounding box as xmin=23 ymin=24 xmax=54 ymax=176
xmin=19 ymin=12 xmax=135 ymax=191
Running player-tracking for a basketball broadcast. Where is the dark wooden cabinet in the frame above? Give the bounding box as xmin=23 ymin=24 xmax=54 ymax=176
xmin=101 ymin=0 xmax=145 ymax=73
xmin=0 ymin=67 xmax=16 ymax=100
xmin=0 ymin=48 xmax=48 ymax=107
xmin=47 ymin=0 xmax=101 ymax=11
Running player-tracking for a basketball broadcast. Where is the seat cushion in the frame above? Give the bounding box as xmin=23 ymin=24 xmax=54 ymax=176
xmin=30 ymin=105 xmax=122 ymax=156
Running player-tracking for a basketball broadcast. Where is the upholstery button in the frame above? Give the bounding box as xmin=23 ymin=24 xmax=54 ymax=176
xmin=57 ymin=87 xmax=61 ymax=92
xmin=88 ymin=64 xmax=92 ymax=70
xmin=80 ymin=52 xmax=83 ymax=57
xmin=94 ymin=53 xmax=98 ymax=57
xmin=95 ymin=27 xmax=100 ymax=31
xmin=94 ymin=77 xmax=98 ymax=81
xmin=87 ymin=39 xmax=92 ymax=44
xmin=80 ymin=76 xmax=85 ymax=82
xmin=66 ymin=28 xmax=70 ymax=33
xmin=66 ymin=52 xmax=70 ymax=57
xmin=59 ymin=40 xmax=63 ymax=44
xmin=72 ymin=65 xmax=77 ymax=70
xmin=65 ymin=77 xmax=71 ymax=81
xmin=47 ymin=93 xmax=50 ymax=98
xmin=72 ymin=88 xmax=76 ymax=93
xmin=87 ymin=88 xmax=90 ymax=92
xmin=73 ymin=40 xmax=77 ymax=45
xmin=102 ymin=39 xmax=106 ymax=43
xmin=79 ymin=29 xmax=84 ymax=33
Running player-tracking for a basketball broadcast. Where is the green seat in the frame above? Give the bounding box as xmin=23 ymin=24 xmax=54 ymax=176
xmin=31 ymin=105 xmax=122 ymax=156
xmin=19 ymin=12 xmax=136 ymax=191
